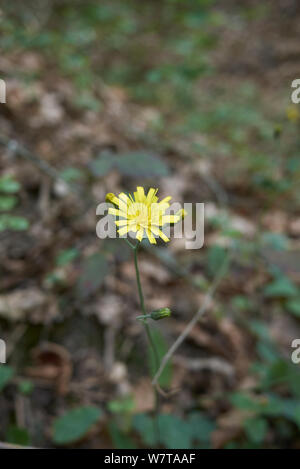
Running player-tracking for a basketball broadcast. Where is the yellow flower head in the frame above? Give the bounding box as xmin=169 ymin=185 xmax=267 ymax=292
xmin=106 ymin=186 xmax=185 ymax=244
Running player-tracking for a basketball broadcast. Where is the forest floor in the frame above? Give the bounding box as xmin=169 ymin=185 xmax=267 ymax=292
xmin=0 ymin=0 xmax=300 ymax=449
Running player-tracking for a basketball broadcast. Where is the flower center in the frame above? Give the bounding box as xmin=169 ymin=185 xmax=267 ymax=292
xmin=130 ymin=203 xmax=149 ymax=228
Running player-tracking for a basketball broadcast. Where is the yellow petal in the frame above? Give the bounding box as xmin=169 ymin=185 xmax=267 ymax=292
xmin=118 ymin=226 xmax=130 ymax=236
xmin=146 ymin=188 xmax=158 ymax=205
xmin=151 ymin=226 xmax=169 ymax=243
xmin=134 ymin=187 xmax=146 ymax=203
xmin=146 ymin=228 xmax=157 ymax=244
xmin=136 ymin=227 xmax=144 ymax=241
xmin=115 ymin=220 xmax=129 ymax=226
xmin=106 ymin=193 xmax=120 ymax=207
xmin=109 ymin=208 xmax=128 ymax=218
xmin=161 ymin=214 xmax=180 ymax=225
xmin=159 ymin=196 xmax=172 ymax=205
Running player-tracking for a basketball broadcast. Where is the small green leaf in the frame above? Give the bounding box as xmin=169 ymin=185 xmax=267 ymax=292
xmin=108 ymin=395 xmax=135 ymax=414
xmin=244 ymin=417 xmax=268 ymax=444
xmin=132 ymin=414 xmax=158 ymax=446
xmin=18 ymin=379 xmax=34 ymax=395
xmin=60 ymin=167 xmax=85 ymax=183
xmin=147 ymin=327 xmax=172 ymax=388
xmin=115 ymin=152 xmax=169 ymax=178
xmin=230 ymin=392 xmax=261 ymax=412
xmin=158 ymin=414 xmax=191 ymax=449
xmin=89 ymin=155 xmax=115 ymax=177
xmin=108 ymin=422 xmax=136 ymax=449
xmin=0 ymin=215 xmax=29 ymax=232
xmin=53 ymin=406 xmax=102 ymax=444
xmin=187 ymin=412 xmax=215 ymax=445
xmin=6 ymin=425 xmax=30 ymax=446
xmin=0 ymin=176 xmax=21 ymax=194
xmin=77 ymin=253 xmax=108 ymax=298
xmin=264 ymin=275 xmax=298 ymax=299
xmin=0 ymin=366 xmax=15 ymax=391
xmin=56 ymin=248 xmax=79 ymax=267
xmin=206 ymin=245 xmax=228 ymax=277
xmin=261 ymin=232 xmax=289 ymax=251
xmin=286 ymin=298 xmax=300 ymax=317
xmin=0 ymin=195 xmax=18 ymax=211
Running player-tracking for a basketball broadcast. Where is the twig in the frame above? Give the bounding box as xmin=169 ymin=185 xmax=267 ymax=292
xmin=152 ymin=252 xmax=231 ymax=386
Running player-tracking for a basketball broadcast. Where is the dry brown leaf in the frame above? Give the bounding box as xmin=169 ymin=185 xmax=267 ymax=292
xmin=26 ymin=342 xmax=72 ymax=395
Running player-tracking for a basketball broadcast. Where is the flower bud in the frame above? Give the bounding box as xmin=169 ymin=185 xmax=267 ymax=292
xmin=106 ymin=193 xmax=119 ymax=206
xmin=150 ymin=307 xmax=171 ymax=321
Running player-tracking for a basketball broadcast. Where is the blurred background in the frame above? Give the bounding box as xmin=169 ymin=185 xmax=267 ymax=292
xmin=0 ymin=0 xmax=300 ymax=449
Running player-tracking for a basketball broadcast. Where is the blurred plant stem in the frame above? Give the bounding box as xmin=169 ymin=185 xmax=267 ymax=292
xmin=133 ymin=241 xmax=161 ymax=443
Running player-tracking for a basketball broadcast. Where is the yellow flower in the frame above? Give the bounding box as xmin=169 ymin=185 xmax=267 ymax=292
xmin=106 ymin=186 xmax=185 ymax=244
xmin=286 ymin=105 xmax=300 ymax=123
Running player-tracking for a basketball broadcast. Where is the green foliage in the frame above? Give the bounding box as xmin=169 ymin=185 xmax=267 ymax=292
xmin=90 ymin=152 xmax=170 ymax=179
xmin=52 ymin=406 xmax=102 ymax=445
xmin=0 ymin=175 xmax=21 ymax=193
xmin=147 ymin=328 xmax=172 ymax=388
xmin=243 ymin=417 xmax=268 ymax=444
xmin=108 ymin=395 xmax=135 ymax=414
xmin=264 ymin=274 xmax=299 ymax=299
xmin=18 ymin=379 xmax=34 ymax=396
xmin=59 ymin=167 xmax=85 ymax=183
xmin=55 ymin=248 xmax=79 ymax=267
xmin=286 ymin=298 xmax=300 ymax=317
xmin=6 ymin=425 xmax=30 ymax=446
xmin=133 ymin=412 xmax=215 ymax=449
xmin=0 ymin=366 xmax=15 ymax=391
xmin=77 ymin=252 xmax=108 ymax=298
xmin=0 ymin=175 xmax=29 ymax=232
xmin=108 ymin=421 xmax=136 ymax=449
xmin=206 ymin=245 xmax=228 ymax=277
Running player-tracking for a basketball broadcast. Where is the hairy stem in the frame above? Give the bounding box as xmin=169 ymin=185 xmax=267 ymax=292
xmin=133 ymin=242 xmax=161 ymax=443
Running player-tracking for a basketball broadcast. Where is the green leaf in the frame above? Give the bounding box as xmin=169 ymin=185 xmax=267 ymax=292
xmin=108 ymin=395 xmax=135 ymax=414
xmin=132 ymin=413 xmax=158 ymax=446
xmin=56 ymin=248 xmax=79 ymax=267
xmin=18 ymin=379 xmax=34 ymax=395
xmin=206 ymin=245 xmax=228 ymax=277
xmin=147 ymin=327 xmax=172 ymax=388
xmin=0 ymin=215 xmax=29 ymax=232
xmin=0 ymin=195 xmax=17 ymax=211
xmin=0 ymin=176 xmax=21 ymax=194
xmin=89 ymin=154 xmax=115 ymax=177
xmin=60 ymin=167 xmax=85 ymax=183
xmin=187 ymin=412 xmax=215 ymax=445
xmin=230 ymin=392 xmax=261 ymax=412
xmin=294 ymin=407 xmax=300 ymax=429
xmin=0 ymin=366 xmax=15 ymax=391
xmin=261 ymin=232 xmax=289 ymax=251
xmin=52 ymin=406 xmax=102 ymax=444
xmin=286 ymin=298 xmax=300 ymax=317
xmin=157 ymin=414 xmax=191 ymax=449
xmin=115 ymin=152 xmax=170 ymax=178
xmin=6 ymin=425 xmax=30 ymax=446
xmin=108 ymin=422 xmax=136 ymax=449
xmin=77 ymin=253 xmax=108 ymax=298
xmin=7 ymin=216 xmax=29 ymax=231
xmin=264 ymin=275 xmax=298 ymax=299
xmin=244 ymin=417 xmax=268 ymax=444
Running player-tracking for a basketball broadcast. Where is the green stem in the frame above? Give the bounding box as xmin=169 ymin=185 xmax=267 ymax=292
xmin=133 ymin=242 xmax=161 ymax=444
xmin=134 ymin=244 xmax=146 ymax=314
